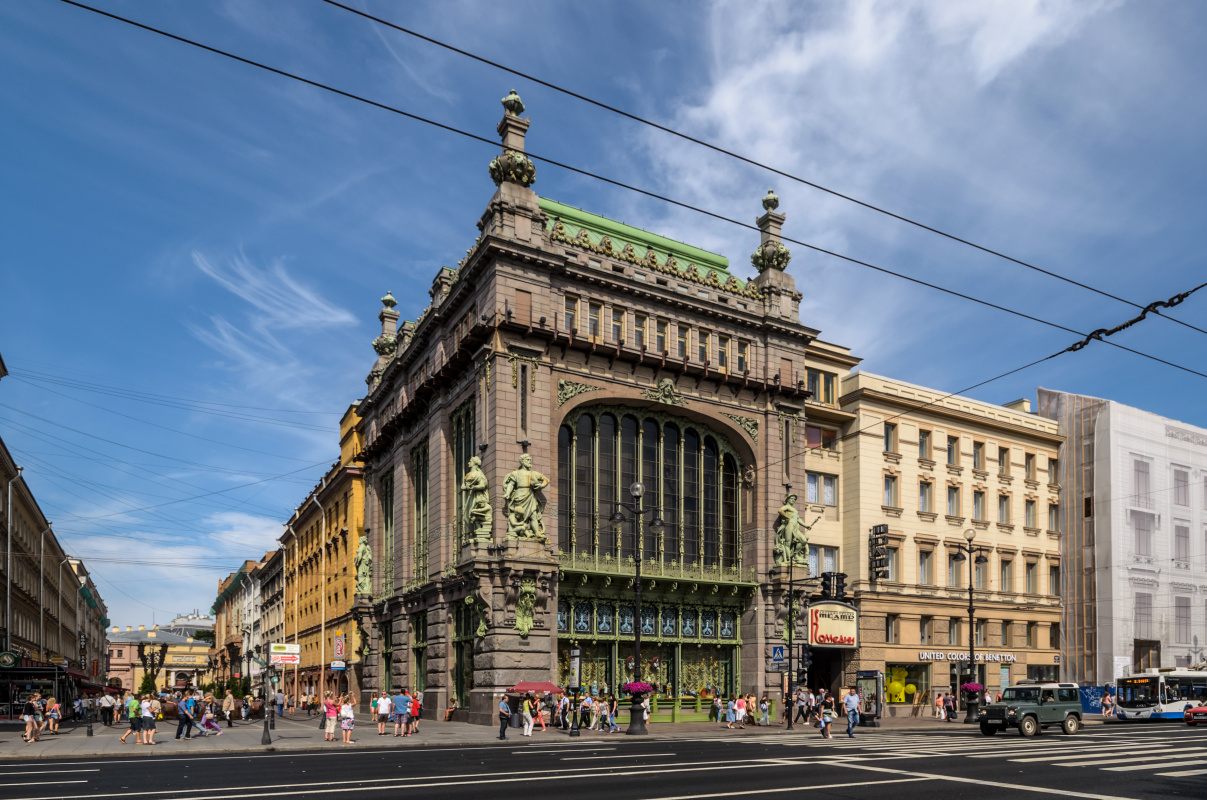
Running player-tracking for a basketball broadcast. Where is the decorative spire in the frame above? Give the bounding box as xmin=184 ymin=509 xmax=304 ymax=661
xmin=762 ymin=189 xmax=779 ymax=212
xmin=501 ymin=89 xmax=525 ymax=117
xmin=381 ymin=290 xmax=397 ymax=310
xmin=751 ymin=190 xmax=790 ymax=273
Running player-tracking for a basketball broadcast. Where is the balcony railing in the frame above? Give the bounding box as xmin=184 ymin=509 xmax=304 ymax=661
xmin=558 ymin=549 xmax=755 ymax=584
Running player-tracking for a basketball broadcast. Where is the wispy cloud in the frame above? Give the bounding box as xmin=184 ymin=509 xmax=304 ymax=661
xmin=192 ymin=251 xmax=356 ymax=330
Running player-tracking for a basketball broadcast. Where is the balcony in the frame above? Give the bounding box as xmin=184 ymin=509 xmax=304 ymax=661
xmin=558 ymin=550 xmax=755 ymax=585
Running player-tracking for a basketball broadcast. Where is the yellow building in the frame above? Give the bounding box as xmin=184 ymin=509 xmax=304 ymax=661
xmin=107 ymin=625 xmax=213 ymax=692
xmin=280 ymin=406 xmax=366 ymax=702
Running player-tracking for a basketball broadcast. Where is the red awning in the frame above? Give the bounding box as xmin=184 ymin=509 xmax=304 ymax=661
xmin=508 ymin=682 xmax=564 ymax=695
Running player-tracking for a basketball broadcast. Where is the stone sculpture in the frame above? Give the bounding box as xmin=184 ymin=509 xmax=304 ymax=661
xmin=503 ymin=454 xmax=549 ymax=541
xmin=353 ymin=537 xmax=373 ymax=594
xmin=461 ymin=456 xmax=493 ymax=541
xmin=773 ymin=494 xmax=818 ymax=567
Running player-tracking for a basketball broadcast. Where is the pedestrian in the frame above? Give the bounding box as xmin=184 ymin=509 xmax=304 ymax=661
xmin=758 ymin=695 xmax=770 ymax=727
xmin=390 ymin=688 xmax=409 ymax=737
xmin=20 ymin=693 xmax=38 ymax=743
xmin=498 ymin=693 xmax=512 ymax=740
xmin=819 ymin=691 xmax=835 ymax=739
xmin=175 ymin=689 xmax=196 ymax=740
xmin=120 ymin=692 xmax=141 ymax=744
xmin=140 ymin=693 xmax=158 ymax=744
xmin=843 ymin=686 xmax=860 ymax=738
xmin=287 ymin=694 xmax=296 ymax=715
xmin=275 ymin=689 xmax=286 ymax=718
xmin=534 ymin=694 xmax=547 ymax=732
xmin=223 ymin=690 xmax=235 ymax=727
xmin=943 ymin=692 xmax=956 ymax=723
xmin=522 ymin=693 xmax=535 ymax=737
xmin=608 ymin=694 xmax=620 ymax=732
xmin=241 ymin=695 xmax=250 ymax=721
xmin=579 ymin=692 xmax=593 ymax=729
xmin=201 ymin=694 xmax=223 ymax=735
xmin=725 ymin=695 xmax=736 ymax=729
xmin=936 ymin=692 xmax=945 ymax=720
xmin=100 ymin=691 xmax=115 ymax=726
xmin=323 ymin=692 xmax=339 ymax=742
xmin=410 ymin=692 xmax=422 ymax=734
xmin=340 ymin=694 xmax=355 ymax=744
xmin=1101 ymin=690 xmax=1115 ymax=717
xmin=713 ymin=695 xmax=724 ymax=725
xmin=148 ymin=693 xmax=162 ymax=743
xmin=794 ymin=687 xmax=809 ymax=725
xmin=45 ymin=696 xmax=61 ymax=735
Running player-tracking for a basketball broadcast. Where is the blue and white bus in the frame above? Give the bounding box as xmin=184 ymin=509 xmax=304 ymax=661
xmin=1114 ymin=669 xmax=1207 ymax=721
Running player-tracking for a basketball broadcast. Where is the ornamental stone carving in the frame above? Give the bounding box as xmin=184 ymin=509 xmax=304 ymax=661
xmin=557 ymin=378 xmax=602 ymax=408
xmin=372 ymin=333 xmax=397 ymax=357
xmin=460 ymin=456 xmax=493 ymax=541
xmin=722 ymin=413 xmax=759 ymax=444
xmin=773 ymin=494 xmax=818 ymax=568
xmin=489 ymin=149 xmax=537 ymax=187
xmin=501 ymin=89 xmax=525 ymax=117
xmin=762 ymin=189 xmax=780 ymax=212
xmin=751 ymin=240 xmax=791 ymax=273
xmin=514 ymin=577 xmax=536 ymax=637
xmin=640 ymin=377 xmax=687 ymax=407
xmin=353 ymin=537 xmax=373 ymax=594
xmin=504 ymin=454 xmax=549 ymax=541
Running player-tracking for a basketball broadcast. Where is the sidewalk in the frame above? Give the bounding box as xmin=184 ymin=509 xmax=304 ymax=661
xmin=0 ymin=712 xmax=1105 ymax=760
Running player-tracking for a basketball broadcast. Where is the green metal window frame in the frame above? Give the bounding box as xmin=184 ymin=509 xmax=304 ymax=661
xmin=411 ymin=444 xmax=429 ymax=581
xmin=410 ymin=612 xmax=427 ymax=694
xmin=557 ymin=406 xmax=745 ymax=581
xmin=377 ymin=471 xmax=395 ymax=602
xmin=451 ymin=601 xmax=474 ymax=707
xmin=450 ymin=398 xmax=476 ymax=550
xmin=379 ymin=621 xmax=394 ymax=694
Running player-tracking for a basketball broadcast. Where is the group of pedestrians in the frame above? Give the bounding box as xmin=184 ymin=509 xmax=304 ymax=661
xmin=362 ymin=688 xmax=425 ymax=742
xmin=18 ymin=692 xmax=64 ymax=743
xmin=713 ymin=693 xmax=773 ymax=728
xmin=777 ymin=686 xmax=864 ymax=738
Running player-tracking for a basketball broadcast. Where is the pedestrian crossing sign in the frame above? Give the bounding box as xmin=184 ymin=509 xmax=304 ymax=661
xmin=771 ymin=646 xmax=785 ymax=663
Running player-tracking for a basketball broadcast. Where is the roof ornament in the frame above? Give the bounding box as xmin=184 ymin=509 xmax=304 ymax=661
xmin=502 ymin=89 xmax=525 ymax=117
xmin=381 ymin=290 xmax=397 ymax=310
xmin=762 ymin=189 xmax=780 ymax=212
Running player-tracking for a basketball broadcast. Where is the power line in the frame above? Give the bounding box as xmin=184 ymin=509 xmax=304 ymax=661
xmin=320 ymin=0 xmax=1207 ymax=341
xmin=55 ymin=0 xmax=1207 ymax=382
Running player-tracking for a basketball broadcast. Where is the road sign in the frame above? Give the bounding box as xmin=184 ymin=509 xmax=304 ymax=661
xmin=270 ymin=643 xmax=301 ymax=655
xmin=270 ymin=653 xmax=300 ymax=665
xmin=333 ymin=631 xmax=346 ymax=659
xmin=768 ymin=663 xmax=787 ymax=672
xmin=330 ymin=660 xmax=346 ymax=671
xmin=771 ymin=645 xmax=785 ymax=663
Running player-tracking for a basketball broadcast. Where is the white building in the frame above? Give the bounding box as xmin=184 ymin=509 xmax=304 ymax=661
xmin=1040 ymin=390 xmax=1207 ymax=684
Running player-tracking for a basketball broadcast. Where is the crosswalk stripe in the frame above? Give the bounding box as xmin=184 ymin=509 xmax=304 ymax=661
xmin=1049 ymin=749 xmax=1207 ymax=767
xmin=1155 ymin=767 xmax=1207 ymax=777
xmin=1104 ymin=758 xmax=1207 ymax=772
xmin=1009 ymin=746 xmax=1190 ymax=763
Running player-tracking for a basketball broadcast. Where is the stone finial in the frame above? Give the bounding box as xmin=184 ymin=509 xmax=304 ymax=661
xmin=501 ymin=89 xmax=525 ymax=117
xmin=762 ymin=189 xmax=780 ymax=212
xmin=381 ymin=291 xmax=397 ymax=310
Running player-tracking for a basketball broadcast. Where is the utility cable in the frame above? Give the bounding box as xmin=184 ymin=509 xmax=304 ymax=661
xmin=53 ymin=0 xmax=1207 ymax=382
xmin=321 ymin=0 xmax=1207 ymax=340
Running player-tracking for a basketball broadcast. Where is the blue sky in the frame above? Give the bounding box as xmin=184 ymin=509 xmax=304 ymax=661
xmin=2 ymin=0 xmax=1206 ymax=626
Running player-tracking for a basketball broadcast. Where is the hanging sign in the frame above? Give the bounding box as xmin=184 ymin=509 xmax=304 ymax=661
xmin=807 ymin=602 xmax=858 ymax=648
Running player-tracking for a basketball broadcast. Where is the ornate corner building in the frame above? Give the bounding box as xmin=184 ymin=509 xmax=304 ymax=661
xmin=354 ymin=92 xmax=862 ymax=724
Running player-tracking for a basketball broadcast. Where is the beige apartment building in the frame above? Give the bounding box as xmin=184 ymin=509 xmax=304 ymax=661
xmin=838 ymin=373 xmax=1064 ymax=713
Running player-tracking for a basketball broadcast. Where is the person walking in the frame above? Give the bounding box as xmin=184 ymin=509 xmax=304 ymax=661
xmin=175 ymin=689 xmax=196 ymax=740
xmin=202 ymin=694 xmax=224 ymax=735
xmin=758 ymin=695 xmax=770 ymax=727
xmin=339 ymin=694 xmax=355 ymax=744
xmin=20 ymin=694 xmax=39 ymax=743
xmin=498 ymin=694 xmax=511 ymax=740
xmin=287 ymin=694 xmax=296 ymax=715
xmin=843 ymin=687 xmax=860 ymax=738
xmin=323 ymin=692 xmax=338 ymax=742
xmin=140 ymin=694 xmax=158 ymax=744
xmin=410 ymin=692 xmax=422 ymax=734
xmin=794 ymin=688 xmax=809 ymax=725
xmin=534 ymin=694 xmax=547 ymax=732
xmin=725 ymin=695 xmax=736 ymax=729
xmin=608 ymin=694 xmax=620 ymax=732
xmin=936 ymin=692 xmax=945 ymax=720
xmin=390 ymin=688 xmax=409 ymax=737
xmin=222 ymin=690 xmax=235 ymax=728
xmin=45 ymin=696 xmax=61 ymax=735
xmin=943 ymin=692 xmax=956 ymax=723
xmin=241 ymin=695 xmax=250 ymax=721
xmin=735 ymin=695 xmax=746 ymax=729
xmin=819 ymin=691 xmax=835 ymax=739
xmin=99 ymin=691 xmax=115 ymax=726
xmin=120 ymin=692 xmax=141 ymax=744
xmin=275 ymin=689 xmax=286 ymax=718
xmin=521 ymin=693 xmax=535 ymax=737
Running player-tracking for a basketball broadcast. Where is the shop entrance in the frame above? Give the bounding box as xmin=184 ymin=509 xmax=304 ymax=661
xmin=807 ymin=647 xmax=847 ymax=696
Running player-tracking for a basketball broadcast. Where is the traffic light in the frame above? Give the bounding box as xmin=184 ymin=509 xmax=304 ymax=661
xmin=819 ymin=572 xmax=833 ymax=600
xmin=799 ymin=644 xmax=813 ymax=670
xmin=796 ymin=670 xmax=808 ymax=684
xmin=869 ymin=524 xmax=889 ymax=581
xmin=834 ymin=572 xmax=848 ymax=600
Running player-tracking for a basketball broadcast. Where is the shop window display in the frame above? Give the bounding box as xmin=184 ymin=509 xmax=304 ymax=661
xmin=885 ymin=664 xmax=931 ymax=706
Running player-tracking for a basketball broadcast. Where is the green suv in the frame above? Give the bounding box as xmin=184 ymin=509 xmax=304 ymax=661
xmin=977 ymin=681 xmax=1082 ymax=736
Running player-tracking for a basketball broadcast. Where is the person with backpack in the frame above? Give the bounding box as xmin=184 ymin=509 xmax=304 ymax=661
xmin=175 ymin=689 xmax=196 ymax=740
xmin=943 ymin=692 xmax=957 ymax=723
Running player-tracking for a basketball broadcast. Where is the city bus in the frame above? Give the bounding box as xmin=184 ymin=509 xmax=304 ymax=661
xmin=1114 ymin=669 xmax=1207 ymax=721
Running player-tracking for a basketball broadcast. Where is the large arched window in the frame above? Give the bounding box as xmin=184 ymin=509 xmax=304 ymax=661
xmin=559 ymin=407 xmax=743 ymax=574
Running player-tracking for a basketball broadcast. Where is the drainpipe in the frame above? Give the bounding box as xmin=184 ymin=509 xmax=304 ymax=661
xmin=6 ymin=465 xmax=22 ymax=653
xmin=314 ymin=486 xmax=327 ymax=699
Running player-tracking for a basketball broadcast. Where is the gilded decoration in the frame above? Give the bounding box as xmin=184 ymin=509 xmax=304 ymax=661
xmin=557 ymin=378 xmax=602 ymax=408
xmin=514 ymin=577 xmax=536 ymax=636
xmin=640 ymin=378 xmax=687 ymax=407
xmin=372 ymin=333 xmax=397 ymax=357
xmin=489 ymin=149 xmax=537 ymax=187
xmin=722 ymin=413 xmax=758 ymax=444
xmin=508 ymin=354 xmax=539 ymax=391
xmin=546 ymin=218 xmax=762 ymax=300
xmin=751 ymin=240 xmax=791 ymax=273
xmin=772 ymin=494 xmax=819 ymax=568
xmin=504 ymin=454 xmax=550 ymax=541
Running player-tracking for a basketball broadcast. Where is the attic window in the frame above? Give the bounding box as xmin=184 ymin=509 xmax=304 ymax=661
xmin=589 ymin=259 xmax=602 ymax=269
xmin=656 ymin=278 xmax=668 ymax=287
xmin=676 ymin=285 xmax=690 ymax=294
xmin=610 ymin=264 xmax=624 ymax=274
xmin=634 ymin=272 xmax=647 ymax=281
xmin=737 ymin=302 xmax=748 ymax=310
xmin=718 ymin=297 xmax=729 ymax=304
xmin=697 ymin=289 xmax=709 ymax=298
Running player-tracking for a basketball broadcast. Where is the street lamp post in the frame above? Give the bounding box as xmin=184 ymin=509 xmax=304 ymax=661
xmin=952 ymin=528 xmax=989 ymax=723
xmin=609 ymin=481 xmax=664 ymax=736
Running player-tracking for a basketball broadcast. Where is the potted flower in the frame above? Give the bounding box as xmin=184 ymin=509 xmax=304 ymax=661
xmin=622 ymin=682 xmax=654 ymax=735
xmin=960 ymin=682 xmax=985 ymax=724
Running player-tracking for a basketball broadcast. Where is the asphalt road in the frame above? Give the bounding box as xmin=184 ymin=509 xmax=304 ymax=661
xmin=1 ymin=722 xmax=1204 ymax=800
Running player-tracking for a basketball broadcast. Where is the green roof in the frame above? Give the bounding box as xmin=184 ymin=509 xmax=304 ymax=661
xmin=540 ymin=197 xmax=734 ymax=281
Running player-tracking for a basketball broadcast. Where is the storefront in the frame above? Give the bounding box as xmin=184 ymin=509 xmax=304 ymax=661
xmin=0 ymin=657 xmax=102 ymax=719
xmin=806 ymin=601 xmax=858 ymax=696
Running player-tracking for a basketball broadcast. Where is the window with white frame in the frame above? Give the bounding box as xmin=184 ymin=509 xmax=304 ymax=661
xmin=999 ymin=495 xmax=1011 ymax=523
xmin=947 ymin=436 xmax=959 ymax=466
xmin=1175 ymin=524 xmax=1190 ymax=562
xmin=1175 ymin=596 xmax=1191 ymax=643
xmin=919 ymin=481 xmax=933 ymax=513
xmin=1048 ymin=504 xmax=1059 ymax=532
xmin=1174 ymin=469 xmax=1190 ymax=506
xmin=948 ymin=554 xmax=962 ymax=587
xmin=919 ymin=430 xmax=931 ymax=460
xmin=886 ymin=614 xmax=899 ymax=643
xmin=947 ymin=486 xmax=960 ymax=517
xmin=1135 ymin=592 xmax=1153 ymax=639
xmin=884 ymin=476 xmax=898 ymax=507
xmin=1000 ymin=560 xmax=1013 ymax=592
xmin=918 ymin=550 xmax=933 ymax=585
xmin=807 ymin=472 xmax=838 ymax=506
xmin=884 ymin=423 xmax=898 ymax=453
xmin=886 ymin=547 xmax=899 ymax=582
xmin=973 ymin=491 xmax=986 ymax=521
xmin=1049 ymin=564 xmax=1060 ymax=596
xmin=1133 ymin=511 xmax=1154 ymax=557
xmin=1025 ymin=499 xmax=1037 ymax=528
xmin=1025 ymin=562 xmax=1037 ymax=594
xmin=808 ymin=545 xmax=838 ymax=576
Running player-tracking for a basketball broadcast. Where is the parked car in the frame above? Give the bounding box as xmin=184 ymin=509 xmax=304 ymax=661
xmin=977 ymin=680 xmax=1082 ymax=736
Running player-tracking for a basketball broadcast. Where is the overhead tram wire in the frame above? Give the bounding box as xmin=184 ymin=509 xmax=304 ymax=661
xmin=755 ymin=280 xmax=1207 ymax=477
xmin=55 ymin=0 xmax=1207 ymax=383
xmin=321 ymin=0 xmax=1207 ymax=340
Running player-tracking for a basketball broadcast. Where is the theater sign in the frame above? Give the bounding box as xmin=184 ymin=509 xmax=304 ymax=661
xmin=807 ymin=602 xmax=858 ymax=648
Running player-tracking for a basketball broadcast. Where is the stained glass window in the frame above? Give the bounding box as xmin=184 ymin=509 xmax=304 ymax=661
xmin=557 ymin=600 xmax=569 ymax=633
xmin=574 ymin=602 xmax=592 ymax=634
xmin=597 ymin=604 xmax=614 ymax=634
xmin=681 ymin=609 xmax=697 ymax=637
xmin=702 ymin=610 xmax=717 ymax=638
xmin=720 ymin=611 xmax=736 ymax=639
xmin=619 ymin=605 xmax=635 ymax=635
xmin=661 ymin=608 xmax=677 ymax=636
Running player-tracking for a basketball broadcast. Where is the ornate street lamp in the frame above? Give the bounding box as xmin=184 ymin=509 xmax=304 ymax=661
xmin=609 ymin=481 xmax=664 ymax=735
xmin=952 ymin=528 xmax=989 ymax=723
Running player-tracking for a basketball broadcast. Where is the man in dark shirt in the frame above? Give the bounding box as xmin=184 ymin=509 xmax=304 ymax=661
xmin=176 ymin=690 xmax=196 ymax=739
